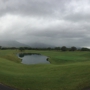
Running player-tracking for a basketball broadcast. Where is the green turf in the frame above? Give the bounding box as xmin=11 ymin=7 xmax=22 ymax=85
xmin=0 ymin=50 xmax=90 ymax=90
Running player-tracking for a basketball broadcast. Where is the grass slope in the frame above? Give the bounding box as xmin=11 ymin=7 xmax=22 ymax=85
xmin=0 ymin=50 xmax=90 ymax=90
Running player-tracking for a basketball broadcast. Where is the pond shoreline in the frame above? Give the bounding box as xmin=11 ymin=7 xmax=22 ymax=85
xmin=17 ymin=53 xmax=50 ymax=65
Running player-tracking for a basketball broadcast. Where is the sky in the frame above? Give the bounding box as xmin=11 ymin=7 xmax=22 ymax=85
xmin=0 ymin=0 xmax=90 ymax=47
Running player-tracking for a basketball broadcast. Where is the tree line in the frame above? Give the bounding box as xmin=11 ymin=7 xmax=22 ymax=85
xmin=0 ymin=46 xmax=90 ymax=51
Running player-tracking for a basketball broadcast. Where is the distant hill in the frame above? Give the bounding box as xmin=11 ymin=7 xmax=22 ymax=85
xmin=0 ymin=40 xmax=28 ymax=47
xmin=28 ymin=42 xmax=55 ymax=48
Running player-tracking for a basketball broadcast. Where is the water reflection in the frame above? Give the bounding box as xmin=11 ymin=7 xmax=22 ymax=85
xmin=18 ymin=54 xmax=50 ymax=65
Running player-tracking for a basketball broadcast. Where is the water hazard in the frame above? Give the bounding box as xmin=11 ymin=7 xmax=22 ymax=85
xmin=18 ymin=53 xmax=50 ymax=65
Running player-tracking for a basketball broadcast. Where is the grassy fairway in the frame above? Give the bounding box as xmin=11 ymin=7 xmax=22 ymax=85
xmin=0 ymin=50 xmax=90 ymax=90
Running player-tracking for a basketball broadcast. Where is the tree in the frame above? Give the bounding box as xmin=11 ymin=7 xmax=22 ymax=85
xmin=81 ymin=47 xmax=90 ymax=51
xmin=47 ymin=47 xmax=52 ymax=50
xmin=55 ymin=47 xmax=61 ymax=50
xmin=0 ymin=46 xmax=2 ymax=50
xmin=70 ymin=46 xmax=77 ymax=51
xmin=61 ymin=46 xmax=67 ymax=51
xmin=19 ymin=47 xmax=25 ymax=52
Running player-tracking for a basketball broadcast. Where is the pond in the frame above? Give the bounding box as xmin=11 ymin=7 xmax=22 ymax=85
xmin=18 ymin=53 xmax=50 ymax=65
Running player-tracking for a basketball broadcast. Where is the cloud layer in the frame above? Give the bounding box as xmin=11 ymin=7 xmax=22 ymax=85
xmin=0 ymin=0 xmax=90 ymax=47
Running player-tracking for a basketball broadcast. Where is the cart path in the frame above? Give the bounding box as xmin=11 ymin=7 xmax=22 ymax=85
xmin=0 ymin=83 xmax=16 ymax=90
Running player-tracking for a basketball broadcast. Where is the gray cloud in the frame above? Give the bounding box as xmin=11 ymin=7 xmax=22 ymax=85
xmin=0 ymin=0 xmax=55 ymax=17
xmin=0 ymin=0 xmax=90 ymax=47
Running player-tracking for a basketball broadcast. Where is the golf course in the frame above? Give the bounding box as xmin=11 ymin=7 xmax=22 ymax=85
xmin=0 ymin=50 xmax=90 ymax=90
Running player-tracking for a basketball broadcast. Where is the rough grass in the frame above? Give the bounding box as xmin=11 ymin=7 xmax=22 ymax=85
xmin=0 ymin=50 xmax=90 ymax=90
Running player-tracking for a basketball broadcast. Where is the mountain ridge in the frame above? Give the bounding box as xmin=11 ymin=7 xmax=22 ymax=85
xmin=0 ymin=40 xmax=28 ymax=47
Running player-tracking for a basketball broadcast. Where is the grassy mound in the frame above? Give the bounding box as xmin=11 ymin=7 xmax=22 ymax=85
xmin=0 ymin=50 xmax=90 ymax=90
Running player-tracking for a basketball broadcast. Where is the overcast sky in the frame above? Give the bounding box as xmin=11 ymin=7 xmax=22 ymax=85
xmin=0 ymin=0 xmax=90 ymax=47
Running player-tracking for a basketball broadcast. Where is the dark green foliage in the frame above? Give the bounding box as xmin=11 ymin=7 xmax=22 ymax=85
xmin=19 ymin=53 xmax=41 ymax=57
xmin=19 ymin=47 xmax=25 ymax=52
xmin=81 ymin=47 xmax=90 ymax=51
xmin=0 ymin=46 xmax=2 ymax=49
xmin=47 ymin=47 xmax=52 ymax=50
xmin=70 ymin=46 xmax=77 ymax=51
xmin=61 ymin=46 xmax=67 ymax=51
xmin=55 ymin=47 xmax=61 ymax=50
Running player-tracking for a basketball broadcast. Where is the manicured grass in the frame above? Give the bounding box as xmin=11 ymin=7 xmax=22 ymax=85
xmin=0 ymin=50 xmax=90 ymax=90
